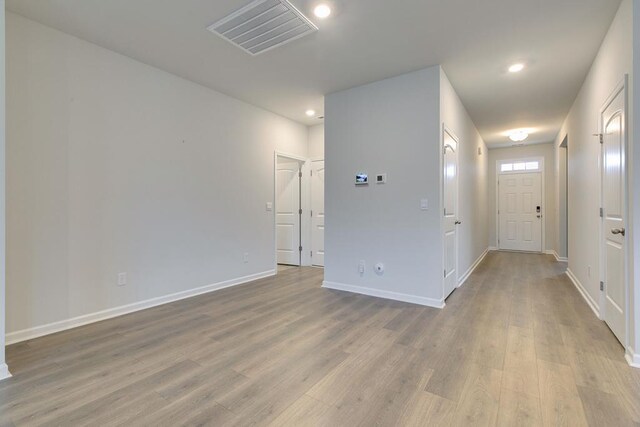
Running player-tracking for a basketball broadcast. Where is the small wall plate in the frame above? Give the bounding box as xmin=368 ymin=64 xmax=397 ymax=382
xmin=376 ymin=174 xmax=387 ymax=184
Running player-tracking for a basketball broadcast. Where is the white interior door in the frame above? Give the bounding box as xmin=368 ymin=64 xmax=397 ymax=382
xmin=311 ymin=160 xmax=325 ymax=267
xmin=601 ymin=83 xmax=626 ymax=346
xmin=276 ymin=159 xmax=301 ymax=266
xmin=443 ymin=129 xmax=459 ymax=299
xmin=498 ymin=172 xmax=542 ymax=252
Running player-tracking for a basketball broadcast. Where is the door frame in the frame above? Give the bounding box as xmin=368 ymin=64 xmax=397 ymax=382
xmin=495 ymin=157 xmax=545 ymax=253
xmin=274 ymin=151 xmax=310 ymax=270
xmin=598 ymin=76 xmax=630 ymax=352
xmin=441 ymin=124 xmax=460 ymax=296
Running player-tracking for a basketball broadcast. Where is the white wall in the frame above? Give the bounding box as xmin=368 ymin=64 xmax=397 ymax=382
xmin=324 ymin=66 xmax=487 ymax=306
xmin=440 ymin=71 xmax=489 ymax=279
xmin=487 ymin=143 xmax=556 ymax=252
xmin=324 ymin=67 xmax=443 ymax=306
xmin=6 ymin=13 xmax=308 ymax=339
xmin=308 ymin=124 xmax=324 ymax=160
xmin=553 ymin=0 xmax=637 ymax=361
xmin=0 ymin=0 xmax=8 ymax=380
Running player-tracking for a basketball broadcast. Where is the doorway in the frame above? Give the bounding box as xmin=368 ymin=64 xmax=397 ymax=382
xmin=600 ymin=78 xmax=628 ymax=347
xmin=443 ymin=127 xmax=460 ymax=299
xmin=276 ymin=155 xmax=304 ymax=266
xmin=559 ymin=136 xmax=569 ymax=260
xmin=311 ymin=160 xmax=325 ymax=267
xmin=497 ymin=158 xmax=544 ymax=252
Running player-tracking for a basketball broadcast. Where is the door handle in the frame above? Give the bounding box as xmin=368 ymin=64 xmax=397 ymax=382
xmin=611 ymin=228 xmax=626 ymax=236
xmin=455 ymin=220 xmax=462 ymax=225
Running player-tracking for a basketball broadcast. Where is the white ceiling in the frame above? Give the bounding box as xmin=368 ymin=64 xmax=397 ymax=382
xmin=6 ymin=0 xmax=622 ymax=147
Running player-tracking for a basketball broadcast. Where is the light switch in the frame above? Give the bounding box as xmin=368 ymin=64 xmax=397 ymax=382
xmin=420 ymin=199 xmax=429 ymax=211
xmin=266 ymin=202 xmax=273 ymax=211
xmin=117 ymin=272 xmax=127 ymax=287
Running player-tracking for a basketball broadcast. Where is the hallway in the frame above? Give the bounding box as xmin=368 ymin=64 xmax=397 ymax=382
xmin=1 ymin=252 xmax=638 ymax=426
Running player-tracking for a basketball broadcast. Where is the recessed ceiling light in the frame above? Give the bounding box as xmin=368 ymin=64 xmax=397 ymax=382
xmin=306 ymin=109 xmax=316 ymax=117
xmin=314 ymin=4 xmax=331 ymax=19
xmin=509 ymin=130 xmax=529 ymax=142
xmin=509 ymin=63 xmax=525 ymax=73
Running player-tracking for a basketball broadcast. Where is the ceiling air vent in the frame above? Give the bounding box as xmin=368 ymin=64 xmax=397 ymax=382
xmin=207 ymin=0 xmax=318 ymax=56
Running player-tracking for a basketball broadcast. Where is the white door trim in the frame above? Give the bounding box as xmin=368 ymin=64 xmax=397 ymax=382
xmin=274 ymin=151 xmax=311 ymax=270
xmin=598 ymin=76 xmax=630 ymax=353
xmin=496 ymin=157 xmax=545 ymax=253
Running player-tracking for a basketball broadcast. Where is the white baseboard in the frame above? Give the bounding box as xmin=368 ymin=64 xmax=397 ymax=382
xmin=6 ymin=270 xmax=276 ymax=345
xmin=322 ymin=281 xmax=445 ymax=309
xmin=458 ymin=248 xmax=489 ymax=288
xmin=545 ymin=249 xmax=568 ymax=263
xmin=0 ymin=363 xmax=11 ymax=381
xmin=488 ymin=246 xmax=498 ymax=251
xmin=625 ymin=348 xmax=640 ymax=368
xmin=565 ymin=268 xmax=600 ymax=318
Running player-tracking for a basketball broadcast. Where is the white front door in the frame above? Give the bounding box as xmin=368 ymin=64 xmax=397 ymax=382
xmin=601 ymin=83 xmax=627 ymax=345
xmin=443 ymin=129 xmax=459 ymax=299
xmin=311 ymin=160 xmax=325 ymax=267
xmin=276 ymin=160 xmax=301 ymax=266
xmin=498 ymin=172 xmax=542 ymax=252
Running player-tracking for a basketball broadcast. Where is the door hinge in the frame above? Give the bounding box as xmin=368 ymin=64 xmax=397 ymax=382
xmin=310 ymin=210 xmax=313 ymax=217
xmin=600 ymin=281 xmax=604 ymax=291
xmin=594 ymin=133 xmax=603 ymax=144
xmin=299 ymin=171 xmax=303 ymax=178
xmin=599 ymin=207 xmax=604 ymax=218
xmin=299 ymin=208 xmax=303 ymax=215
xmin=310 ymin=250 xmax=313 ymax=257
xmin=299 ymin=246 xmax=303 ymax=252
xmin=310 ymin=170 xmax=313 ymax=176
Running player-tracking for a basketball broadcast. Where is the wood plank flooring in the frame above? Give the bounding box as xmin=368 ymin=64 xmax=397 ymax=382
xmin=2 ymin=252 xmax=639 ymax=426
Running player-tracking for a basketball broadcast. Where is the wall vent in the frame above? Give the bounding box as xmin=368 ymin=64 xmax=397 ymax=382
xmin=207 ymin=0 xmax=318 ymax=56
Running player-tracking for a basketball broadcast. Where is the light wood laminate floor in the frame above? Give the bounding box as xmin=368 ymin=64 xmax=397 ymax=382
xmin=2 ymin=252 xmax=639 ymax=426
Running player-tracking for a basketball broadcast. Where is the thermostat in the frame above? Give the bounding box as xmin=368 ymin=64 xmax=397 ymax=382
xmin=376 ymin=173 xmax=387 ymax=184
xmin=355 ymin=173 xmax=368 ymax=185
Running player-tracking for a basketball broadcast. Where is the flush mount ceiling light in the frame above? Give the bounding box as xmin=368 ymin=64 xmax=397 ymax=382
xmin=305 ymin=109 xmax=316 ymax=117
xmin=509 ymin=130 xmax=529 ymax=142
xmin=313 ymin=4 xmax=331 ymax=19
xmin=508 ymin=63 xmax=525 ymax=73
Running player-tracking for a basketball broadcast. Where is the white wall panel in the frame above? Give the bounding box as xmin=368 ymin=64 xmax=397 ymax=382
xmin=6 ymin=13 xmax=308 ymax=335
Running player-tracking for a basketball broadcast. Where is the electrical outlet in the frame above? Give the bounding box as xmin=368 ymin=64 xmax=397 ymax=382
xmin=117 ymin=272 xmax=127 ymax=287
xmin=358 ymin=260 xmax=365 ymax=274
xmin=374 ymin=263 xmax=385 ymax=275
xmin=243 ymin=253 xmax=249 ymax=263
